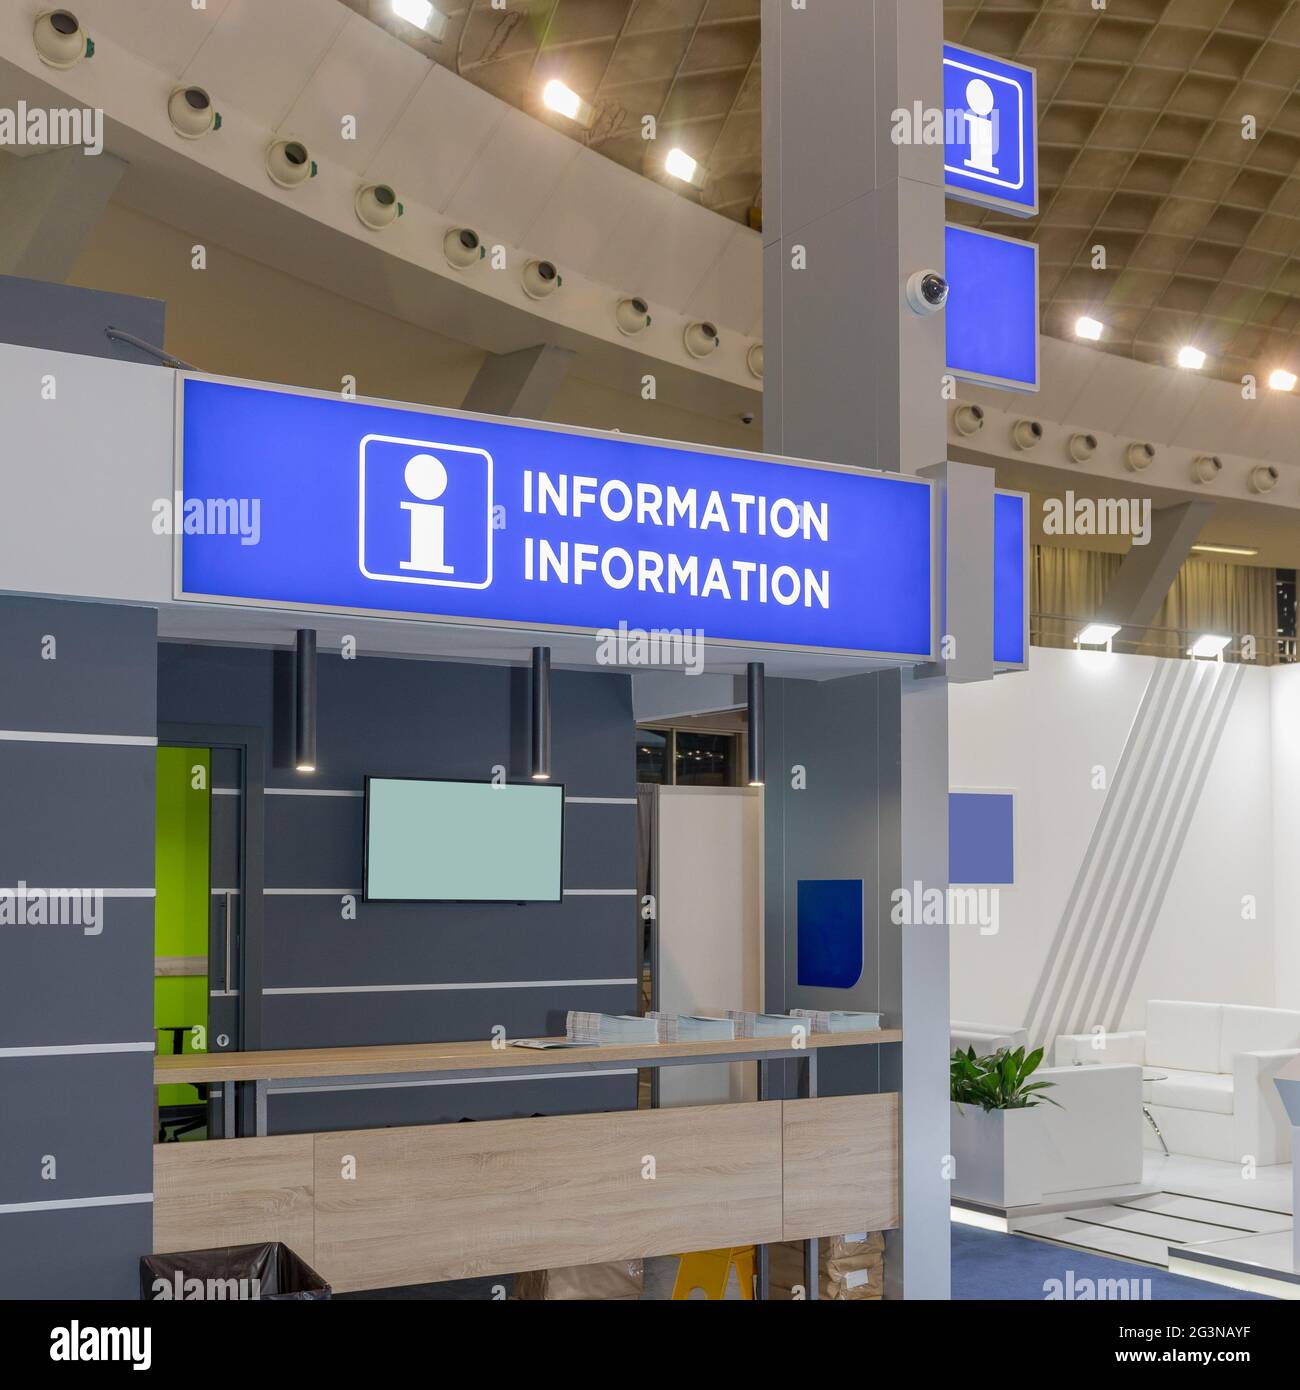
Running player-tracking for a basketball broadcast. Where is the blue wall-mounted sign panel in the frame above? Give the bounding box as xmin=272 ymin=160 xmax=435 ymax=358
xmin=943 ymin=43 xmax=1037 ymax=217
xmin=796 ymin=879 xmax=864 ymax=989
xmin=176 ymin=377 xmax=935 ymax=659
xmin=945 ymin=225 xmax=1040 ymax=393
xmin=994 ymin=489 xmax=1028 ymax=669
xmin=949 ymin=792 xmax=1015 ymax=885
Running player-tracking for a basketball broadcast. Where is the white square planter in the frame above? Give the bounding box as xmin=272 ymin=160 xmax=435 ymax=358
xmin=950 ymin=1102 xmax=1043 ymax=1208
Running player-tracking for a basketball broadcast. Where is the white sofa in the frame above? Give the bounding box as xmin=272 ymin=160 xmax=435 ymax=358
xmin=951 ymin=1020 xmax=1029 ymax=1055
xmin=1055 ymin=1000 xmax=1300 ymax=1165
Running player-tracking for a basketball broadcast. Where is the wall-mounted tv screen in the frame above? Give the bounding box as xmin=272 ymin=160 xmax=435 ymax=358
xmin=364 ymin=777 xmax=564 ymax=903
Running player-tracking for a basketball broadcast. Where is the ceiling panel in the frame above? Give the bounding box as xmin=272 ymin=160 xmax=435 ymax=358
xmin=72 ymin=0 xmax=234 ymax=76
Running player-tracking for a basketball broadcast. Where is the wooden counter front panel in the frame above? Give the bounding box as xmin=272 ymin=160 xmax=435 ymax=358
xmin=153 ymin=1135 xmax=315 ymax=1261
xmin=782 ymin=1093 xmax=899 ymax=1239
xmin=313 ymin=1102 xmax=785 ymax=1292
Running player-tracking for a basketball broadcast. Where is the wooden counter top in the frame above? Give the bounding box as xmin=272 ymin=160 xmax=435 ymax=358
xmin=154 ymin=1029 xmax=901 ymax=1084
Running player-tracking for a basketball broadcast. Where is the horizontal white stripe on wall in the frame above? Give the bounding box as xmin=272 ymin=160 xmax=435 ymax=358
xmin=0 ymin=729 xmax=156 ymax=747
xmin=265 ymin=788 xmax=363 ymax=797
xmin=0 ymin=1192 xmax=153 ymax=1215
xmin=274 ymin=1068 xmax=639 ymax=1095
xmin=564 ymin=888 xmax=637 ymax=896
xmin=262 ymin=887 xmax=637 ymax=897
xmin=0 ymin=887 xmax=154 ymax=897
xmin=0 ymin=1041 xmax=155 ymax=1058
xmin=264 ymin=978 xmax=637 ymax=996
xmin=212 ymin=787 xmax=241 ymax=796
xmin=565 ymin=796 xmax=637 ymax=805
xmin=222 ymin=790 xmax=634 ymax=803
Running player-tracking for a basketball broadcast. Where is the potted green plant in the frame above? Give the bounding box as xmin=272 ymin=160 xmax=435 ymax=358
xmin=950 ymin=1045 xmax=1058 ymax=1208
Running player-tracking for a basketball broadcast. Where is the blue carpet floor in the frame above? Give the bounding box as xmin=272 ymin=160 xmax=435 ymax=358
xmin=952 ymin=1223 xmax=1272 ymax=1300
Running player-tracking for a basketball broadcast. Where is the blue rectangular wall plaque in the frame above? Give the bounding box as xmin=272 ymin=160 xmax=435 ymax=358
xmin=943 ymin=43 xmax=1037 ymax=217
xmin=949 ymin=792 xmax=1015 ymax=885
xmin=945 ymin=225 xmax=1040 ymax=393
xmin=994 ymin=489 xmax=1028 ymax=668
xmin=176 ymin=377 xmax=936 ymax=659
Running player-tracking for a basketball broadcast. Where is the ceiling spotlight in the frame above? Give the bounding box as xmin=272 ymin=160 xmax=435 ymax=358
xmin=266 ymin=140 xmax=316 ymax=190
xmin=1189 ymin=633 xmax=1229 ymax=660
xmin=665 ymin=147 xmax=704 ymax=186
xmin=615 ymin=296 xmax=651 ymax=336
xmin=746 ymin=342 xmax=764 ymax=380
xmin=1074 ymin=316 xmax=1104 ymax=342
xmin=952 ymin=403 xmax=984 ymax=436
xmin=1124 ymin=441 xmax=1155 ymax=472
xmin=1191 ymin=454 xmax=1222 ymax=484
xmin=444 ymin=227 xmax=484 ymax=270
xmin=168 ymin=86 xmax=221 ymax=139
xmin=1011 ymin=418 xmax=1043 ymax=450
xmin=1068 ymin=432 xmax=1098 ymax=463
xmin=1176 ymin=345 xmax=1206 ymax=370
xmin=391 ymin=0 xmax=448 ymax=39
xmin=522 ymin=259 xmax=562 ymax=300
xmin=1249 ymin=464 xmax=1279 ymax=495
xmin=1077 ymin=623 xmax=1120 ymax=648
xmin=355 ymin=183 xmax=403 ymax=231
xmin=1192 ymin=543 xmax=1258 ymax=557
xmin=1268 ymin=368 xmax=1297 ymax=392
xmin=34 ymin=10 xmax=92 ymax=69
xmin=684 ymin=321 xmax=720 ymax=359
xmin=542 ymin=79 xmax=593 ymax=127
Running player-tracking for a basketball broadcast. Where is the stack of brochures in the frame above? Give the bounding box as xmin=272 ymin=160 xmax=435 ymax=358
xmin=647 ymin=1012 xmax=736 ymax=1042
xmin=790 ymin=1009 xmax=882 ymax=1033
xmin=727 ymin=1011 xmax=814 ymax=1039
xmin=566 ymin=1010 xmax=662 ymax=1044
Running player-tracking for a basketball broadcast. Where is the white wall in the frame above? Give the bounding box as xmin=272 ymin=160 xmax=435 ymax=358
xmin=949 ymin=644 xmax=1281 ymax=1044
xmin=1271 ymin=664 xmax=1300 ymax=1009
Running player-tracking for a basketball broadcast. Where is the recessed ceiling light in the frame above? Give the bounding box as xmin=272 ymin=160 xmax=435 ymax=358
xmin=665 ymin=147 xmax=702 ymax=185
xmin=1077 ymin=623 xmax=1120 ymax=647
xmin=1268 ymin=368 xmax=1297 ymax=392
xmin=391 ymin=0 xmax=447 ymax=38
xmin=1189 ymin=633 xmax=1229 ymax=659
xmin=1177 ymin=345 xmax=1206 ymax=370
xmin=1191 ymin=543 xmax=1259 ymax=557
xmin=1075 ymin=315 xmax=1104 ymax=341
xmin=541 ymin=79 xmax=591 ymax=126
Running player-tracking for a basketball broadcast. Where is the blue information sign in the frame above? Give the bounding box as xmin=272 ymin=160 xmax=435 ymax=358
xmin=945 ymin=225 xmax=1039 ymax=393
xmin=943 ymin=43 xmax=1037 ymax=217
xmin=994 ymin=490 xmax=1028 ymax=669
xmin=176 ymin=378 xmax=936 ymax=659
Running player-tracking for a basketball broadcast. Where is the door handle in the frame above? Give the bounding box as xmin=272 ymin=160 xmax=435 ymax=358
xmin=223 ymin=890 xmax=235 ymax=994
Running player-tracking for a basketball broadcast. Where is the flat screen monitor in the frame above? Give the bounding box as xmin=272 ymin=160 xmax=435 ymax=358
xmin=364 ymin=777 xmax=564 ymax=903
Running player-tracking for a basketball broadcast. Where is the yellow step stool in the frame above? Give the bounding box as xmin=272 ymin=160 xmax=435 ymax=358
xmin=671 ymin=1246 xmax=756 ymax=1300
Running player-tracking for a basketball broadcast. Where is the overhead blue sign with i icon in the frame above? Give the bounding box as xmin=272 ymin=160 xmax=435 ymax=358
xmin=942 ymin=43 xmax=1037 ymax=218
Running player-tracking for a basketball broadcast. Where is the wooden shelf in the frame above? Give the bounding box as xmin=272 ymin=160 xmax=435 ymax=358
xmin=153 ymin=1028 xmax=902 ymax=1085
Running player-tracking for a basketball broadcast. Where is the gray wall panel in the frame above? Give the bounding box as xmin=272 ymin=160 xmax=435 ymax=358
xmin=0 ymin=1054 xmax=153 ymax=1202
xmin=0 ymin=1201 xmax=152 ymax=1301
xmin=0 ymin=899 xmax=153 ymax=1048
xmin=0 ymin=744 xmax=155 ymax=886
xmin=0 ymin=595 xmax=157 ymax=735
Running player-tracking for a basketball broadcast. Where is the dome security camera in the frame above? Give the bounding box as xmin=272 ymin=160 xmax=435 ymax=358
xmin=522 ymin=259 xmax=562 ymax=300
xmin=952 ymin=403 xmax=984 ymax=436
xmin=1124 ymin=441 xmax=1155 ymax=473
xmin=34 ymin=9 xmax=92 ymax=68
xmin=746 ymin=342 xmax=764 ymax=380
xmin=1249 ymin=464 xmax=1279 ymax=495
xmin=355 ymin=183 xmax=403 ymax=231
xmin=266 ymin=140 xmax=316 ymax=190
xmin=615 ymin=297 xmax=652 ymax=337
xmin=1191 ymin=454 xmax=1222 ymax=485
xmin=684 ymin=320 xmax=720 ymax=359
xmin=1068 ymin=432 xmax=1098 ymax=463
xmin=740 ymin=411 xmax=755 ymax=426
xmin=444 ymin=228 xmax=484 ymax=270
xmin=168 ymin=86 xmax=221 ymax=139
xmin=906 ymin=269 xmax=949 ymax=315
xmin=1011 ymin=418 xmax=1043 ymax=450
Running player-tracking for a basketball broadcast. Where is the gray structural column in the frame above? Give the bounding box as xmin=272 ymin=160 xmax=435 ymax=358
xmin=460 ymin=343 xmax=575 ymax=421
xmin=762 ymin=0 xmax=952 ymax=1297
xmin=0 ymin=148 xmax=126 ymax=283
xmin=1098 ymin=501 xmax=1212 ymax=634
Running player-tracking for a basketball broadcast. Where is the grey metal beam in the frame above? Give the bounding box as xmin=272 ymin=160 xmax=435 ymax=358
xmin=460 ymin=342 xmax=575 ymax=421
xmin=1099 ymin=501 xmax=1213 ymax=632
xmin=0 ymin=148 xmax=126 ymax=283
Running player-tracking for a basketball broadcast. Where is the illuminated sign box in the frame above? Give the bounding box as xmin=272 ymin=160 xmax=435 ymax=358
xmin=943 ymin=43 xmax=1037 ymax=218
xmin=945 ymin=225 xmax=1040 ymax=393
xmin=176 ymin=377 xmax=937 ymax=661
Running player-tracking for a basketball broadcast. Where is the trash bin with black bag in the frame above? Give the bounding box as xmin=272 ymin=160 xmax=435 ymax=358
xmin=142 ymin=1242 xmax=331 ymax=1300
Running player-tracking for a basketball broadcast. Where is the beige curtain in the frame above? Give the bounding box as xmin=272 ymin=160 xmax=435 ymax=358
xmin=1031 ymin=545 xmax=1280 ymax=665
